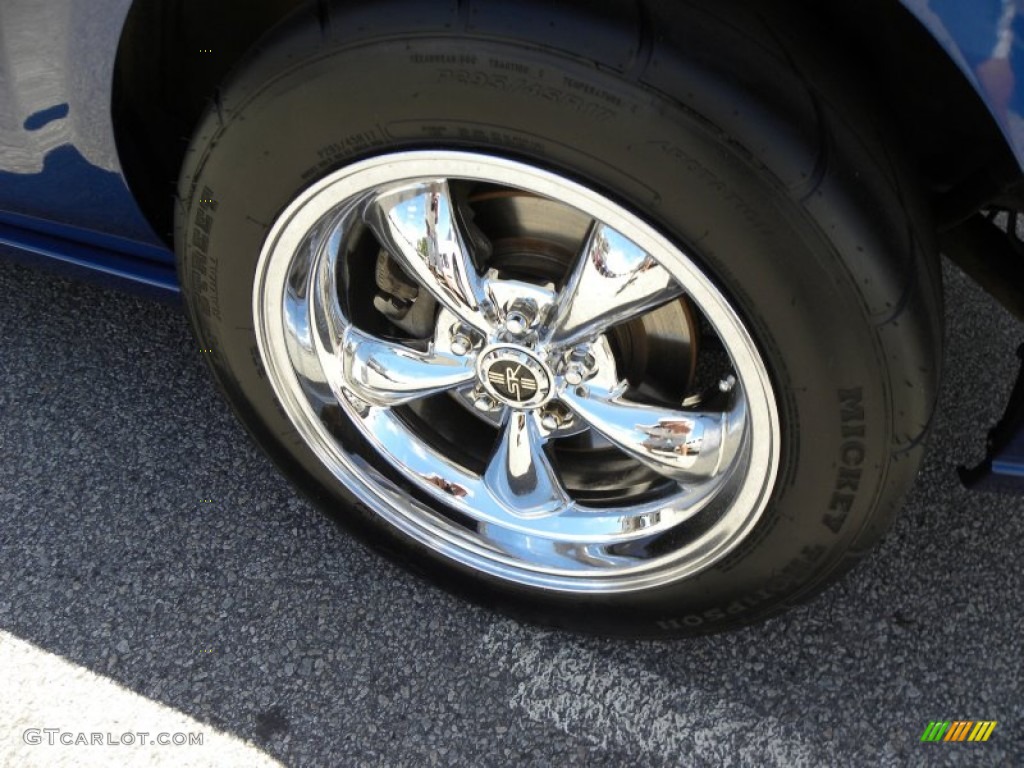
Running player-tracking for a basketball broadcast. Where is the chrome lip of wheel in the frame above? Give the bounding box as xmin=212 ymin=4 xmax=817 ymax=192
xmin=253 ymin=151 xmax=780 ymax=593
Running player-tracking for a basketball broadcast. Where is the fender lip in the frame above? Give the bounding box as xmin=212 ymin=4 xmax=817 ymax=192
xmin=900 ymin=0 xmax=1024 ymax=169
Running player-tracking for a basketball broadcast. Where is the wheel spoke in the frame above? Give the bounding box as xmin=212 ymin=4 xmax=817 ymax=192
xmin=546 ymin=222 xmax=684 ymax=346
xmin=364 ymin=180 xmax=490 ymax=332
xmin=339 ymin=326 xmax=475 ymax=407
xmin=560 ymin=382 xmax=746 ymax=484
xmin=484 ymin=411 xmax=570 ymax=516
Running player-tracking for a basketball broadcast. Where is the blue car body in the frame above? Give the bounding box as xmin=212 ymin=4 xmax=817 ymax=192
xmin=0 ymin=0 xmax=174 ymax=294
xmin=3 ymin=0 xmax=1024 ymax=483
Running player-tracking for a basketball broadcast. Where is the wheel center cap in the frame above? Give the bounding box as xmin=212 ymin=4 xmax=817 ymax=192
xmin=477 ymin=345 xmax=552 ymax=408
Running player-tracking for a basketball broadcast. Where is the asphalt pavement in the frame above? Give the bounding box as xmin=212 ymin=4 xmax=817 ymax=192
xmin=0 ymin=255 xmax=1021 ymax=767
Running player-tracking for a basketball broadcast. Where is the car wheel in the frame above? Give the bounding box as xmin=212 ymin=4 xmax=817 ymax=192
xmin=176 ymin=0 xmax=942 ymax=636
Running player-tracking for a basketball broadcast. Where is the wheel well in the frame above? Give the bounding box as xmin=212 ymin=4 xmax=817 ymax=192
xmin=113 ymin=0 xmax=308 ymax=243
xmin=777 ymin=0 xmax=1023 ymax=225
xmin=113 ymin=0 xmax=1022 ymax=246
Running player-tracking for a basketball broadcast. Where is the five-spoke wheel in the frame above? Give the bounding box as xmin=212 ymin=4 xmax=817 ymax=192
xmin=252 ymin=152 xmax=780 ymax=592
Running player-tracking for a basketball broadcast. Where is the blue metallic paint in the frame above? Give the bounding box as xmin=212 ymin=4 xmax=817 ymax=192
xmin=903 ymin=0 xmax=1024 ymax=162
xmin=0 ymin=0 xmax=173 ymax=295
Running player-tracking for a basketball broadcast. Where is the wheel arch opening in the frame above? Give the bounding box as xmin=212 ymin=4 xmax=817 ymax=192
xmin=112 ymin=0 xmax=310 ymax=245
xmin=112 ymin=0 xmax=1023 ymax=246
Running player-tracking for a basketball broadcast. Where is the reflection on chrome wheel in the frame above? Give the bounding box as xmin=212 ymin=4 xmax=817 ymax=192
xmin=252 ymin=152 xmax=780 ymax=593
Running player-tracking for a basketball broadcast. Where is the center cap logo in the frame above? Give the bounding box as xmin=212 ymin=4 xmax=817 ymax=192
xmin=477 ymin=345 xmax=552 ymax=408
xmin=487 ymin=361 xmax=537 ymax=402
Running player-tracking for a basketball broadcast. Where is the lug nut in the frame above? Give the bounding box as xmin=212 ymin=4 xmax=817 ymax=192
xmin=504 ymin=311 xmax=529 ymax=335
xmin=718 ymin=375 xmax=737 ymax=393
xmin=450 ymin=334 xmax=472 ymax=356
xmin=562 ymin=344 xmax=596 ymax=386
xmin=564 ymin=364 xmax=585 ymax=386
xmin=569 ymin=345 xmax=593 ymax=363
xmin=540 ymin=413 xmax=560 ymax=431
xmin=540 ymin=404 xmax=573 ymax=432
xmin=472 ymin=393 xmax=497 ymax=412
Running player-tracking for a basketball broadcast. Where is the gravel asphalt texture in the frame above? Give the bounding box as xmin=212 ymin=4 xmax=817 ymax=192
xmin=0 ymin=254 xmax=1021 ymax=766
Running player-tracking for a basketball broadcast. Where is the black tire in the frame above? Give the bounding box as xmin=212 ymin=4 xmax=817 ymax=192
xmin=175 ymin=0 xmax=942 ymax=637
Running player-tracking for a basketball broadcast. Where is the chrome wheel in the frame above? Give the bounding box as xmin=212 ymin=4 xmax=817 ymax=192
xmin=253 ymin=151 xmax=780 ymax=593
